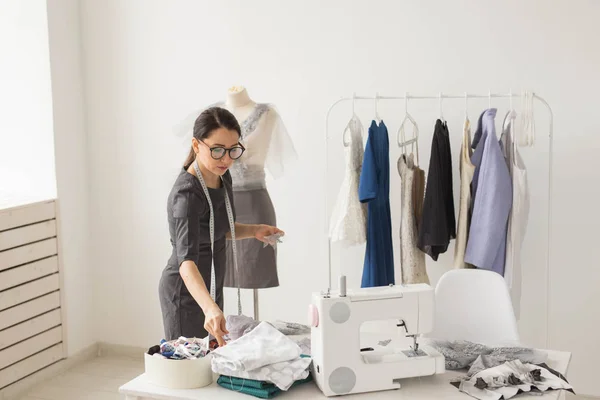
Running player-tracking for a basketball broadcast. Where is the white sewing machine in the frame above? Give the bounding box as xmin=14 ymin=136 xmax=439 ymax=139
xmin=308 ymin=279 xmax=445 ymax=397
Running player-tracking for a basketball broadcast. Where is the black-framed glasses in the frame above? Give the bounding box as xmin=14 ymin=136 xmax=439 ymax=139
xmin=200 ymin=140 xmax=245 ymax=160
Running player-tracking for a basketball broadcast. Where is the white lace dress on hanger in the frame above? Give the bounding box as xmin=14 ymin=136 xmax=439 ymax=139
xmin=329 ymin=114 xmax=367 ymax=246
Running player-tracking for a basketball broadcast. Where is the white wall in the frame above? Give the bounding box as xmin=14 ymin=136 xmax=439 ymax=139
xmin=46 ymin=0 xmax=95 ymax=357
xmin=78 ymin=0 xmax=600 ymax=395
xmin=0 ymin=0 xmax=56 ymax=203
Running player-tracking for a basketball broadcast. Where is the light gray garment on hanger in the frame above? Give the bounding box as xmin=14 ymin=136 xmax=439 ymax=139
xmin=454 ymin=118 xmax=476 ymax=268
xmin=465 ymin=109 xmax=512 ymax=275
xmin=398 ymin=153 xmax=428 ymax=284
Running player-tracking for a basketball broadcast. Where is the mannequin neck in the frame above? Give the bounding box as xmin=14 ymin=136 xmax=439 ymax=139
xmin=225 ymin=86 xmax=257 ymax=122
xmin=226 ymin=87 xmax=252 ymax=108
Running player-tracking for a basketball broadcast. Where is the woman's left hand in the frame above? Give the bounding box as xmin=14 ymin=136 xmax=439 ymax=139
xmin=254 ymin=224 xmax=284 ymax=244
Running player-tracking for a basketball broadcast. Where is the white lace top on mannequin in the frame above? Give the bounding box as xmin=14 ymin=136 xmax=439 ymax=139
xmin=213 ymin=102 xmax=297 ymax=191
xmin=329 ymin=114 xmax=367 ymax=246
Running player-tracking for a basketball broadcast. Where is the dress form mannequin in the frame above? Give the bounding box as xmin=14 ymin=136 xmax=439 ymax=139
xmin=219 ymin=86 xmax=297 ymax=321
xmin=223 ymin=86 xmax=260 ymax=320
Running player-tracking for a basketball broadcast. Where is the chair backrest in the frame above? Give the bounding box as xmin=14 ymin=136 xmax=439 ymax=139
xmin=429 ymin=269 xmax=520 ymax=346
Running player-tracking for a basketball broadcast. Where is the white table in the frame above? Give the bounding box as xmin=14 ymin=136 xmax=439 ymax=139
xmin=119 ymin=349 xmax=571 ymax=400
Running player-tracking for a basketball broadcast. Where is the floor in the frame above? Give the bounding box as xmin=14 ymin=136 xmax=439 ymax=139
xmin=18 ymin=354 xmax=144 ymax=400
xmin=14 ymin=355 xmax=597 ymax=400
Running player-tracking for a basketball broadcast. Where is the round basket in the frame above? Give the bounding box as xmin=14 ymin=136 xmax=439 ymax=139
xmin=144 ymin=352 xmax=213 ymax=389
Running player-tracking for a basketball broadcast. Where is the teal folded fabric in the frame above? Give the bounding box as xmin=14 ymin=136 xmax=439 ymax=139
xmin=217 ymin=374 xmax=313 ymax=399
xmin=218 ymin=375 xmax=274 ymax=390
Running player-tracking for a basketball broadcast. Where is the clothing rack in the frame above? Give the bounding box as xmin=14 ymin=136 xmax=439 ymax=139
xmin=324 ymin=91 xmax=554 ymax=347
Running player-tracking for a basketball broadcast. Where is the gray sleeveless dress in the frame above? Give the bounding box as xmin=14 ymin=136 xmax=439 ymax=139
xmin=159 ymin=168 xmax=235 ymax=340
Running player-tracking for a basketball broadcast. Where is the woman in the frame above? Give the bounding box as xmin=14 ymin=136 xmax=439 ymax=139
xmin=159 ymin=107 xmax=283 ymax=347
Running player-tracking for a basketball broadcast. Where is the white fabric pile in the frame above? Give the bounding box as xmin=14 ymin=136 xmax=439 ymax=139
xmin=211 ymin=321 xmax=311 ymax=390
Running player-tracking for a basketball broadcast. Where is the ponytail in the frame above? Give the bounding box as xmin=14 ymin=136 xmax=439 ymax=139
xmin=183 ymin=146 xmax=195 ymax=169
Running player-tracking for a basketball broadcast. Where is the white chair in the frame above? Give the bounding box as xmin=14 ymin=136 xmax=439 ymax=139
xmin=429 ymin=269 xmax=520 ymax=346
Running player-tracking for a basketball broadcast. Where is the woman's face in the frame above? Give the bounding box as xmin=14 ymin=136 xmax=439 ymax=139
xmin=193 ymin=127 xmax=242 ymax=176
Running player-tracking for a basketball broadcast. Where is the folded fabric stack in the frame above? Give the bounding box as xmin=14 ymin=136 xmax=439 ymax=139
xmin=211 ymin=321 xmax=312 ymax=395
xmin=217 ymin=374 xmax=312 ymax=399
xmin=147 ymin=336 xmax=217 ymax=360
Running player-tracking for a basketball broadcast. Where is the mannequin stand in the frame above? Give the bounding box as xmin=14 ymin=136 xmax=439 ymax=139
xmin=253 ymin=289 xmax=259 ymax=320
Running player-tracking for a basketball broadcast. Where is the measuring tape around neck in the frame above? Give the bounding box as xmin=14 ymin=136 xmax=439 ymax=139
xmin=193 ymin=160 xmax=242 ymax=316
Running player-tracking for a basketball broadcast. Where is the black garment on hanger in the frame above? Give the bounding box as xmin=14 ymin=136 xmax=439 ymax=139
xmin=417 ymin=119 xmax=456 ymax=261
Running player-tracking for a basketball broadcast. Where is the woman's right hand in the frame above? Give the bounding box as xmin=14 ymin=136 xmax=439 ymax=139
xmin=204 ymin=304 xmax=228 ymax=347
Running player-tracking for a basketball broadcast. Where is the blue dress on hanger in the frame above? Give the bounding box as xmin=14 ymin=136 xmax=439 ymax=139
xmin=359 ymin=120 xmax=395 ymax=287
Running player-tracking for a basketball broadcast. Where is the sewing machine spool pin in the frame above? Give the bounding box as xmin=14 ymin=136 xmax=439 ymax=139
xmin=339 ymin=275 xmax=347 ymax=297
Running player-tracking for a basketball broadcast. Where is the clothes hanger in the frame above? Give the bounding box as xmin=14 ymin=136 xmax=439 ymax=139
xmin=519 ymin=90 xmax=536 ymax=146
xmin=488 ymin=89 xmax=502 ymax=138
xmin=507 ymin=88 xmax=519 ymax=153
xmin=397 ymin=92 xmax=420 ymax=164
xmin=463 ymin=92 xmax=472 ymax=149
xmin=342 ymin=93 xmax=357 ymax=147
xmin=439 ymin=92 xmax=444 ymax=122
xmin=374 ymin=92 xmax=381 ymax=123
xmin=463 ymin=92 xmax=470 ymax=141
xmin=503 ymin=88 xmax=515 ymax=132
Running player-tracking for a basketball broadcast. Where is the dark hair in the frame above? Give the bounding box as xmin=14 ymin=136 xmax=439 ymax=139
xmin=183 ymin=107 xmax=242 ymax=168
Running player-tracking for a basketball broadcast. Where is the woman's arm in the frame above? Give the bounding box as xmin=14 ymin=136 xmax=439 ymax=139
xmin=179 ymin=261 xmax=217 ymax=312
xmin=179 ymin=261 xmax=228 ymax=345
xmin=226 ymin=223 xmax=284 ymax=241
xmin=227 ymin=223 xmax=258 ymax=240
